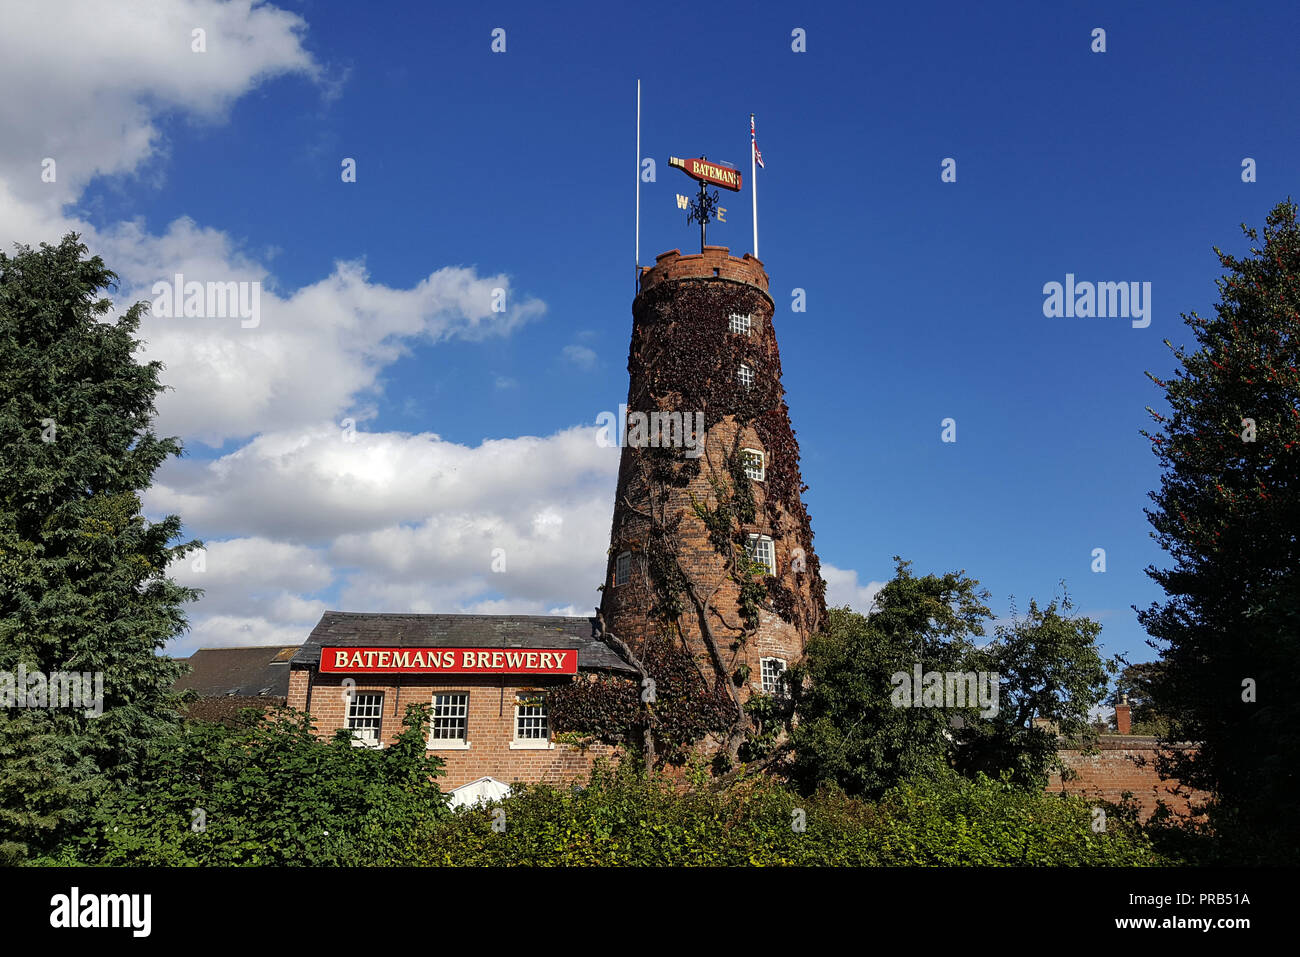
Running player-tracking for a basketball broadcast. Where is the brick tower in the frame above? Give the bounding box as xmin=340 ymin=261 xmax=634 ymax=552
xmin=598 ymin=245 xmax=826 ymax=757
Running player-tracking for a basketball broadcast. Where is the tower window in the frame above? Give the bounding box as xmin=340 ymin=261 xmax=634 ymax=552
xmin=728 ymin=313 xmax=752 ymax=335
xmin=615 ymin=551 xmax=631 ymax=586
xmin=741 ymin=448 xmax=765 ymax=482
xmin=737 ymin=363 xmax=754 ymax=389
xmin=761 ymin=657 xmax=788 ymax=695
xmin=746 ymin=534 xmax=775 ymax=575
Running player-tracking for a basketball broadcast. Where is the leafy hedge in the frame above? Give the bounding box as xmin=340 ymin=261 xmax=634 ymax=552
xmin=30 ymin=708 xmax=1167 ymax=866
xmin=34 ymin=705 xmax=449 ymax=866
xmin=391 ymin=762 xmax=1164 ymax=867
xmin=869 ymin=772 xmax=1161 ymax=866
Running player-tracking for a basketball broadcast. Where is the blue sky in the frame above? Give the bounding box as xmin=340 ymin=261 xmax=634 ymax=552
xmin=6 ymin=0 xmax=1298 ymax=670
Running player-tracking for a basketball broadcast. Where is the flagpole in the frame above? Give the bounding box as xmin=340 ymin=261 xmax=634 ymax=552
xmin=750 ymin=112 xmax=758 ymax=259
xmin=635 ymin=79 xmax=641 ymax=289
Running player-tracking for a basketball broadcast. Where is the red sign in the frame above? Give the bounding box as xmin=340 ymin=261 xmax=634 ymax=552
xmin=669 ymin=156 xmax=743 ymax=191
xmin=319 ymin=646 xmax=578 ymax=675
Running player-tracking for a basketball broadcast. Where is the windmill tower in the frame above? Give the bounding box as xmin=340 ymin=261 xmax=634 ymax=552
xmin=598 ymin=244 xmax=825 ymax=756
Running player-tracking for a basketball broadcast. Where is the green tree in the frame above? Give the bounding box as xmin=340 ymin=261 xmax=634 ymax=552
xmin=783 ymin=560 xmax=1112 ymax=798
xmin=783 ymin=558 xmax=992 ymax=798
xmin=0 ymin=234 xmax=199 ymax=861
xmin=956 ymin=594 xmax=1115 ymax=786
xmin=1137 ymin=200 xmax=1300 ymax=863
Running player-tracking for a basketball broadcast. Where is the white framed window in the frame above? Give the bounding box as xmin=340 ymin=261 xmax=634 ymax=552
xmin=737 ymin=363 xmax=754 ymax=389
xmin=346 ymin=692 xmax=383 ymax=748
xmin=428 ymin=692 xmax=470 ymax=749
xmin=741 ymin=447 xmax=765 ymax=482
xmin=728 ymin=312 xmax=752 ymax=335
xmin=761 ymin=657 xmax=788 ymax=695
xmin=746 ymin=534 xmax=775 ymax=575
xmin=614 ymin=551 xmax=631 ymax=587
xmin=511 ymin=692 xmax=551 ymax=749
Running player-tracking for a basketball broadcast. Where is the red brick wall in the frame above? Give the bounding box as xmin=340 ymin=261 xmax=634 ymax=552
xmin=287 ymin=668 xmax=616 ymax=790
xmin=1046 ymin=736 xmax=1207 ymax=821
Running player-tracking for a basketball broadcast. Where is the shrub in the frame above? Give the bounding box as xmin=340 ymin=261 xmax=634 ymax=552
xmin=392 ymin=762 xmax=1163 ymax=866
xmin=872 ymin=769 xmax=1161 ymax=866
xmin=38 ymin=704 xmax=448 ymax=866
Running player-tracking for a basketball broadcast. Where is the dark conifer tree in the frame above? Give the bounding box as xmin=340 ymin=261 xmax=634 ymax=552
xmin=1139 ymin=201 xmax=1300 ymax=862
xmin=0 ymin=235 xmax=200 ymax=860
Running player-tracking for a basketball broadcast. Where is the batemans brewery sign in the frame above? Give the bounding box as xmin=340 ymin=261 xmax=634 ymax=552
xmin=320 ymin=646 xmax=578 ymax=675
xmin=669 ymin=156 xmax=743 ymax=191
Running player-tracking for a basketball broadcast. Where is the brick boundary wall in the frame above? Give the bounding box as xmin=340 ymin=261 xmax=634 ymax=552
xmin=1046 ymin=735 xmax=1207 ymax=821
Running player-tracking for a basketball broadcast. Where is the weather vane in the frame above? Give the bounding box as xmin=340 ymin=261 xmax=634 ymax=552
xmin=670 ymin=155 xmax=743 ymax=252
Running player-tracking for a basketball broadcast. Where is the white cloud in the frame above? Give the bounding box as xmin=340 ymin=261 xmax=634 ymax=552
xmin=109 ymin=219 xmax=545 ymax=444
xmin=170 ymin=537 xmax=332 ymax=601
xmin=821 ymin=563 xmax=887 ymax=614
xmin=152 ymin=425 xmax=620 ymax=650
xmin=164 ymin=537 xmax=331 ymax=653
xmin=183 ymin=612 xmax=324 ymax=652
xmin=561 ymin=344 xmax=598 ymax=369
xmin=0 ymin=0 xmax=319 ymax=209
xmin=147 ymin=423 xmax=616 ymax=540
xmin=546 ymin=604 xmax=585 ymax=617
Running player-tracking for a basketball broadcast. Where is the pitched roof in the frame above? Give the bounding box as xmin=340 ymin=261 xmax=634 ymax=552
xmin=293 ymin=612 xmax=636 ymax=675
xmin=174 ymin=645 xmax=299 ymax=698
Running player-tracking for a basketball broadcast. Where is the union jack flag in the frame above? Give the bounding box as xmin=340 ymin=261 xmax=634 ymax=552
xmin=751 ymin=115 xmax=764 ymax=169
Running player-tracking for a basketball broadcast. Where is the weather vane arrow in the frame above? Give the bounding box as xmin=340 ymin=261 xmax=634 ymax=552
xmin=670 ymin=155 xmax=741 ymax=252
